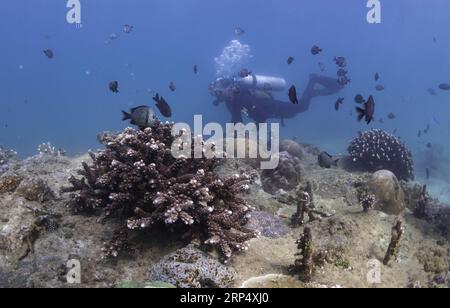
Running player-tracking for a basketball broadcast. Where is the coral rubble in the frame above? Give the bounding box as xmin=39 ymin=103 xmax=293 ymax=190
xmin=383 ymin=220 xmax=405 ymax=265
xmin=63 ymin=124 xmax=257 ymax=259
xmin=348 ymin=129 xmax=414 ymax=181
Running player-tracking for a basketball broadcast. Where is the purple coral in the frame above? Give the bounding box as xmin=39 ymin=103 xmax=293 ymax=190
xmin=348 ymin=129 xmax=414 ymax=181
xmin=63 ymin=123 xmax=257 ymax=259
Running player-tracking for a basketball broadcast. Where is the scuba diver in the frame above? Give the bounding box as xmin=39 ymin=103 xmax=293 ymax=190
xmin=209 ymin=73 xmax=344 ymax=125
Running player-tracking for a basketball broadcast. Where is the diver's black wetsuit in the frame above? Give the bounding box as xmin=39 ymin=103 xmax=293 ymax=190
xmin=215 ymin=74 xmax=343 ymax=124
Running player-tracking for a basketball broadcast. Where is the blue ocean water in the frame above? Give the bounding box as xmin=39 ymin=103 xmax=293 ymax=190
xmin=1 ymin=1 xmax=450 ymax=199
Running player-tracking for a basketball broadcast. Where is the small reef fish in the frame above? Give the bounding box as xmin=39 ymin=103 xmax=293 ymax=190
xmin=356 ymin=95 xmax=375 ymax=124
xmin=354 ymin=94 xmax=365 ymax=104
xmin=153 ymin=93 xmax=172 ymax=117
xmin=288 ymin=85 xmax=299 ymax=105
xmin=318 ymin=152 xmax=339 ymax=169
xmin=109 ymin=81 xmax=119 ymax=93
xmin=123 ymin=24 xmax=134 ymax=34
xmin=311 ymin=45 xmax=322 ymax=55
xmin=438 ymin=83 xmax=450 ymax=91
xmin=334 ymin=56 xmax=347 ymax=68
xmin=387 ymin=113 xmax=396 ymax=120
xmin=234 ymin=27 xmax=245 ymax=36
xmin=375 ymin=72 xmax=380 ymax=81
xmin=426 ymin=168 xmax=430 ymax=180
xmin=426 ymin=142 xmax=432 ymax=149
xmin=43 ymin=49 xmax=54 ymax=59
xmin=109 ymin=33 xmax=119 ymax=41
xmin=122 ymin=106 xmax=159 ymax=129
xmin=193 ymin=64 xmax=198 ymax=74
xmin=418 ymin=130 xmax=422 ymax=137
xmin=427 ymin=88 xmax=437 ymax=96
xmin=375 ymin=85 xmax=385 ymax=91
xmin=169 ymin=81 xmax=176 ymax=92
xmin=335 ymin=97 xmax=344 ymax=111
xmin=241 ymin=107 xmax=249 ymax=117
xmin=287 ymin=57 xmax=295 ymax=65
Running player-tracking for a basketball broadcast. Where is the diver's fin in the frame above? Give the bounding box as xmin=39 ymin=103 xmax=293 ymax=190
xmin=122 ymin=111 xmax=131 ymax=121
xmin=152 ymin=94 xmax=160 ymax=103
xmin=356 ymin=107 xmax=365 ymax=122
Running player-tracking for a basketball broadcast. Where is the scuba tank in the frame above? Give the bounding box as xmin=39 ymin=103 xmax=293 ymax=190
xmin=234 ymin=74 xmax=287 ymax=92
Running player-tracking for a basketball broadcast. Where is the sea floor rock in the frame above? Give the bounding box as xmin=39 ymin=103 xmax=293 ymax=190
xmin=368 ymin=170 xmax=405 ymax=215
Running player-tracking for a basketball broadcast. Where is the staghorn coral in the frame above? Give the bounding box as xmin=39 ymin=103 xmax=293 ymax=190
xmin=348 ymin=129 xmax=414 ymax=181
xmin=261 ymin=151 xmax=301 ymax=194
xmin=63 ymin=123 xmax=257 ymax=259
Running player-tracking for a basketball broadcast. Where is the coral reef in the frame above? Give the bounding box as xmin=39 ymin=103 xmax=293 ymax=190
xmin=368 ymin=170 xmax=405 ymax=215
xmin=291 ymin=227 xmax=314 ymax=282
xmin=347 ymin=129 xmax=414 ymax=181
xmin=37 ymin=142 xmax=66 ymax=157
xmin=355 ymin=182 xmax=376 ymax=212
xmin=383 ymin=220 xmax=405 ymax=265
xmin=0 ymin=146 xmax=17 ymax=176
xmin=414 ymin=185 xmax=429 ymax=219
xmin=16 ymin=178 xmax=54 ymax=202
xmin=148 ymin=245 xmax=236 ymax=288
xmin=63 ymin=124 xmax=257 ymax=259
xmin=0 ymin=174 xmax=23 ymax=194
xmin=280 ymin=139 xmax=304 ymax=159
xmin=261 ymin=151 xmax=301 ymax=194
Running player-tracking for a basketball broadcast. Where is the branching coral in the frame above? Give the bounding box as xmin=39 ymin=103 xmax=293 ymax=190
xmin=348 ymin=129 xmax=414 ymax=181
xmin=62 ymin=123 xmax=257 ymax=259
xmin=355 ymin=182 xmax=376 ymax=212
